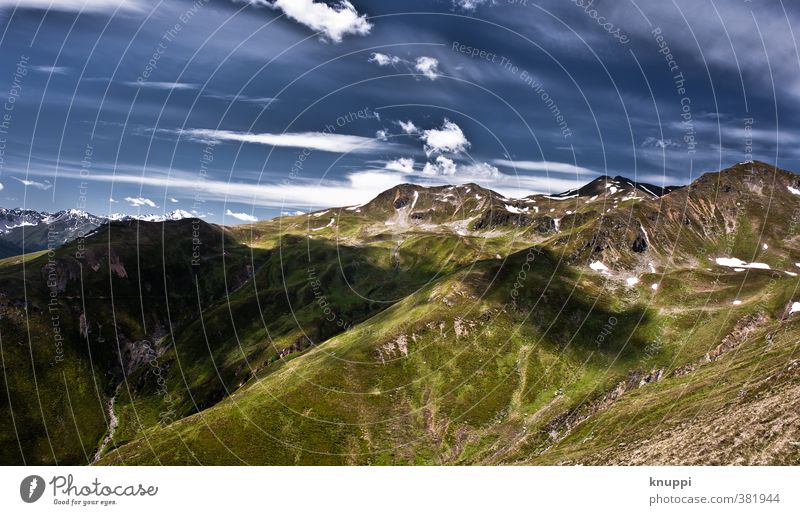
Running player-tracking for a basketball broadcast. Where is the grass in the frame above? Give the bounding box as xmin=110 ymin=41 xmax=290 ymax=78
xmin=6 ymin=163 xmax=800 ymax=465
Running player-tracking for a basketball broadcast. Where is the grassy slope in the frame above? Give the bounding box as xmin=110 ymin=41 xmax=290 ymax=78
xmin=5 ymin=162 xmax=800 ymax=465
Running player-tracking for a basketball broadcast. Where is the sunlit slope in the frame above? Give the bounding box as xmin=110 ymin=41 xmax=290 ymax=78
xmin=99 ymin=242 xmax=800 ymax=464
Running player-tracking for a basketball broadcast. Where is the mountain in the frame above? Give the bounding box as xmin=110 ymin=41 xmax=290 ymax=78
xmin=2 ymin=160 xmax=800 ymax=466
xmin=0 ymin=208 xmax=199 ymax=258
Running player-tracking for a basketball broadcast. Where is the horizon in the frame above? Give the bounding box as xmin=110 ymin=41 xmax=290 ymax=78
xmin=0 ymin=158 xmax=781 ymax=225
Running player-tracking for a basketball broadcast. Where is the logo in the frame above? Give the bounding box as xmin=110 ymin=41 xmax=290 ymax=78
xmin=20 ymin=475 xmax=45 ymax=503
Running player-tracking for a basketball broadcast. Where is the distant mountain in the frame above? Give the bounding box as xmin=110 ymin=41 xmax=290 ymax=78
xmin=0 ymin=207 xmax=198 ymax=258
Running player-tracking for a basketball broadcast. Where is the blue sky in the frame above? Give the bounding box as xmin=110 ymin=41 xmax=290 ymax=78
xmin=0 ymin=0 xmax=798 ymax=223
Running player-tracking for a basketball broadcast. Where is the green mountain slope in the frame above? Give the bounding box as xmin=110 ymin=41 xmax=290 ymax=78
xmin=3 ymin=160 xmax=800 ymax=465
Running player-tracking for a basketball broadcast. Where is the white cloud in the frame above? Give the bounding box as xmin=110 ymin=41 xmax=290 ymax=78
xmin=11 ymin=177 xmax=52 ymax=190
xmin=369 ymin=53 xmax=440 ymax=81
xmin=109 ymin=197 xmax=118 ymax=203
xmin=225 ymin=209 xmax=258 ymax=222
xmin=422 ymin=156 xmax=457 ymax=176
xmin=169 ymin=197 xmax=179 ymax=203
xmin=385 ymin=157 xmax=415 ymax=173
xmin=460 ymin=162 xmax=501 ymax=179
xmin=453 ymin=0 xmax=493 ymax=10
xmin=203 ymin=93 xmax=279 ymax=106
xmin=419 ymin=159 xmax=499 ymax=179
xmin=265 ymin=0 xmax=372 ymax=43
xmin=414 ymin=56 xmax=439 ymax=80
xmin=0 ymin=0 xmax=144 ymax=12
xmin=182 ymin=128 xmax=385 ymax=154
xmin=492 ymin=159 xmax=596 ymax=176
xmin=641 ymin=137 xmax=679 ymax=149
xmin=375 ymin=129 xmax=388 ymax=141
xmin=423 ymin=119 xmax=470 ymax=156
xmin=127 ymin=81 xmax=198 ymax=91
xmin=30 ymin=65 xmax=70 ymax=75
xmin=630 ymin=173 xmax=685 ymax=187
xmin=38 ymin=166 xmax=408 ymax=210
xmin=0 ymin=182 xmax=3 ymax=191
xmin=397 ymin=120 xmax=419 ymax=134
xmin=368 ymin=52 xmax=400 ymax=66
xmin=125 ymin=196 xmax=157 ymax=208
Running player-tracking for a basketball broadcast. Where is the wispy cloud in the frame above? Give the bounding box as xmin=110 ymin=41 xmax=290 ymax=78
xmin=492 ymin=159 xmax=596 ymax=176
xmin=34 ymin=165 xmax=406 ymax=209
xmin=11 ymin=176 xmax=52 ymax=190
xmin=0 ymin=0 xmax=145 ymax=12
xmin=126 ymin=81 xmax=198 ymax=91
xmin=203 ymin=93 xmax=279 ymax=106
xmin=181 ymin=128 xmax=386 ymax=153
xmin=225 ymin=209 xmax=258 ymax=222
xmin=30 ymin=65 xmax=70 ymax=75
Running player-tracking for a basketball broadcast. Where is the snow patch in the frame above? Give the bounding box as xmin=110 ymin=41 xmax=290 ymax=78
xmin=626 ymin=277 xmax=639 ymax=286
xmin=638 ymin=184 xmax=658 ymax=197
xmin=791 ymin=302 xmax=800 ymax=314
xmin=716 ymin=257 xmax=747 ymax=267
xmin=312 ymin=217 xmax=336 ymax=231
xmin=715 ymin=257 xmax=771 ymax=270
xmin=505 ymin=205 xmax=525 ymax=214
xmin=543 ymin=194 xmax=578 ymax=200
xmin=589 ymin=261 xmax=609 ymax=272
xmin=788 ymin=186 xmax=800 ymax=195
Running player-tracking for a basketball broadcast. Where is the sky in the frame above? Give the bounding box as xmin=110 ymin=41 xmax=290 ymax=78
xmin=0 ymin=0 xmax=798 ymax=223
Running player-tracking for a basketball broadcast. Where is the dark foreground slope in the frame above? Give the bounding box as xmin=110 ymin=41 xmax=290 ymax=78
xmin=0 ymin=219 xmax=260 ymax=464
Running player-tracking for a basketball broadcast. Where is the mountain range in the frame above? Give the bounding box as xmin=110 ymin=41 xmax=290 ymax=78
xmin=1 ymin=160 xmax=799 ymax=465
xmin=0 ymin=208 xmax=197 ymax=258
